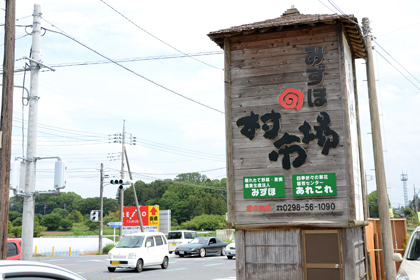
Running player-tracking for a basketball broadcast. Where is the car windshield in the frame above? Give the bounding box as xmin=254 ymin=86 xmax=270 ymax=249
xmin=168 ymin=232 xmax=182 ymax=239
xmin=407 ymin=232 xmax=420 ymax=260
xmin=116 ymin=236 xmax=144 ymax=248
xmin=190 ymin=237 xmax=208 ymax=244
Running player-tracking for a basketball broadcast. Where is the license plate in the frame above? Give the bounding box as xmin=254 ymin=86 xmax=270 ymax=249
xmin=172 ymin=243 xmax=176 ymax=246
xmin=111 ymin=261 xmax=120 ymax=265
xmin=179 ymin=251 xmax=184 ymax=254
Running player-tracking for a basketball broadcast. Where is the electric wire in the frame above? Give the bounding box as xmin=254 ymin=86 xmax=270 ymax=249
xmin=11 ymin=118 xmax=225 ymax=160
xmin=373 ymin=49 xmax=420 ymax=91
xmin=373 ymin=38 xmax=420 ymax=86
xmin=98 ymin=0 xmax=222 ymax=70
xmin=322 ymin=0 xmax=420 ymax=91
xmin=40 ymin=23 xmax=224 ymax=114
xmin=46 ymin=51 xmax=223 ymax=68
xmin=0 ymin=33 xmax=30 ymax=47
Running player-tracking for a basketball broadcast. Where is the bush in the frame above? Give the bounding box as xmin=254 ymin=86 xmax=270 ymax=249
xmin=182 ymin=214 xmax=226 ymax=231
xmin=60 ymin=219 xmax=73 ymax=231
xmin=68 ymin=210 xmax=84 ymax=223
xmin=12 ymin=217 xmax=22 ymax=227
xmin=52 ymin=208 xmax=68 ymax=219
xmin=9 ymin=211 xmax=21 ymax=222
xmin=33 ymin=219 xmax=44 ymax=237
xmin=11 ymin=226 xmax=22 ymax=237
xmin=84 ymin=219 xmax=99 ymax=231
xmin=41 ymin=213 xmax=62 ymax=231
xmin=103 ymin=243 xmax=115 ymax=254
xmin=8 ymin=220 xmax=13 ymax=234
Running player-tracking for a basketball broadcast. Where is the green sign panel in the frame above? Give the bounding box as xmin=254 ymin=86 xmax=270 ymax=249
xmin=243 ymin=176 xmax=285 ymax=199
xmin=292 ymin=173 xmax=336 ymax=197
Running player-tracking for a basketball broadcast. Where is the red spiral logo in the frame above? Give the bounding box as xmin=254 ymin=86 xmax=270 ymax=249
xmin=278 ymin=88 xmax=304 ymax=111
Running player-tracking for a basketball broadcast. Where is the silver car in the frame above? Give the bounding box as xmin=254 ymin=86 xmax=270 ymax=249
xmin=393 ymin=226 xmax=420 ymax=280
xmin=0 ymin=260 xmax=85 ymax=280
xmin=225 ymin=240 xmax=236 ymax=259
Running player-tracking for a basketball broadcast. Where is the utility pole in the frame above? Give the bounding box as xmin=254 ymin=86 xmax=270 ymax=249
xmin=362 ymin=17 xmax=396 ymax=280
xmin=414 ymin=185 xmax=418 ymax=223
xmin=123 ymin=147 xmax=144 ymax=232
xmin=99 ymin=163 xmax=104 ymax=254
xmin=0 ymin=0 xmax=15 ymax=260
xmin=119 ymin=120 xmax=126 ymax=241
xmin=21 ymin=4 xmax=42 ymax=261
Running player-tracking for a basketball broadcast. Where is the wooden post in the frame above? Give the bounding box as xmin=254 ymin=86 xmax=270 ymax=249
xmin=363 ymin=17 xmax=396 ymax=280
xmin=0 ymin=0 xmax=15 ymax=260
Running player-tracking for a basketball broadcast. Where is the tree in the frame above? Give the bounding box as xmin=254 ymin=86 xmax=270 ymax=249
xmin=11 ymin=217 xmax=22 ymax=227
xmin=182 ymin=214 xmax=226 ymax=231
xmin=52 ymin=208 xmax=68 ymax=219
xmin=8 ymin=211 xmax=21 ymax=222
xmin=368 ymin=190 xmax=379 ymax=218
xmin=68 ymin=210 xmax=84 ymax=223
xmin=60 ymin=219 xmax=73 ymax=231
xmin=368 ymin=190 xmax=391 ymax=218
xmin=41 ymin=213 xmax=62 ymax=231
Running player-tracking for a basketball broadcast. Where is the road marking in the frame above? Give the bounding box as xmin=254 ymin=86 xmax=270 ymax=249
xmin=204 ymin=263 xmax=224 ymax=267
xmin=166 ymin=267 xmax=187 ymax=271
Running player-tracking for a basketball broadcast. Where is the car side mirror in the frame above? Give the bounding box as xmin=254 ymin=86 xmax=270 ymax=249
xmin=392 ymin=253 xmax=403 ymax=262
xmin=146 ymin=242 xmax=152 ymax=248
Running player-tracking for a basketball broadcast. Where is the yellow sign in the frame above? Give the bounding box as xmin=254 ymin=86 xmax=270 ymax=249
xmin=389 ymin=208 xmax=394 ymax=218
xmin=148 ymin=205 xmax=159 ymax=226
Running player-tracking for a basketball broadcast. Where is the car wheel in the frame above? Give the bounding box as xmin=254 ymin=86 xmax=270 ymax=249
xmin=227 ymin=256 xmax=233 ymax=260
xmin=169 ymin=251 xmax=172 ymax=254
xmin=200 ymin=248 xmax=207 ymax=258
xmin=135 ymin=259 xmax=143 ymax=273
xmin=179 ymin=254 xmax=184 ymax=258
xmin=108 ymin=267 xmax=116 ymax=272
xmin=221 ymin=248 xmax=226 ymax=256
xmin=161 ymin=256 xmax=169 ymax=269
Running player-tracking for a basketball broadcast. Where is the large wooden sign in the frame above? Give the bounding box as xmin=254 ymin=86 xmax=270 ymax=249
xmin=209 ymin=11 xmax=367 ymax=228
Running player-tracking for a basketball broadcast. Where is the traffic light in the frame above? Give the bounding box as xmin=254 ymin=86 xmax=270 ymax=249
xmin=110 ymin=179 xmax=132 ymax=189
xmin=110 ymin=179 xmax=123 ymax=184
xmin=90 ymin=210 xmax=99 ymax=222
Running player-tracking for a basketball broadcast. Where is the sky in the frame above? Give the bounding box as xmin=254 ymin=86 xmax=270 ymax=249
xmin=1 ymin=0 xmax=420 ymax=208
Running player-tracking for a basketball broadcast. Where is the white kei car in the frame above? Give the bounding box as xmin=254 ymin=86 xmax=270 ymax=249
xmin=107 ymin=232 xmax=170 ymax=273
xmin=393 ymin=226 xmax=420 ymax=280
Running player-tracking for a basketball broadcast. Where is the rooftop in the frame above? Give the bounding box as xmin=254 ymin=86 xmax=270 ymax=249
xmin=208 ymin=6 xmax=367 ymax=59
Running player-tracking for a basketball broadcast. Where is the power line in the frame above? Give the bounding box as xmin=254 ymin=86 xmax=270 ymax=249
xmin=45 ymin=51 xmax=223 ymax=68
xmin=373 ymin=48 xmax=420 ymax=91
xmin=373 ymin=38 xmax=420 ymax=87
xmin=40 ymin=23 xmax=224 ymax=114
xmin=321 ymin=0 xmax=420 ymax=91
xmin=98 ymin=0 xmax=222 ymax=70
xmin=11 ymin=117 xmax=225 ymax=160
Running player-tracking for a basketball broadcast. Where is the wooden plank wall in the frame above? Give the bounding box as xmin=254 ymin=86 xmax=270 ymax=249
xmin=240 ymin=228 xmax=303 ymax=280
xmin=342 ymin=227 xmax=368 ymax=279
xmin=227 ymin=24 xmax=352 ymax=226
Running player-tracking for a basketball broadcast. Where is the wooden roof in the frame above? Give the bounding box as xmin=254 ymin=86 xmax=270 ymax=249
xmin=208 ymin=6 xmax=367 ymax=59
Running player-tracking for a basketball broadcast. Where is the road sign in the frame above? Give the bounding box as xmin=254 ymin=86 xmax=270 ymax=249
xmin=107 ymin=222 xmax=123 ymax=228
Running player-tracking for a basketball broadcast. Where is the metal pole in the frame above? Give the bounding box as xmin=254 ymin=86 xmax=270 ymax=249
xmin=0 ymin=0 xmax=15 ymax=260
xmin=362 ymin=17 xmax=396 ymax=280
xmin=21 ymin=4 xmax=42 ymax=261
xmin=99 ymin=163 xmax=104 ymax=254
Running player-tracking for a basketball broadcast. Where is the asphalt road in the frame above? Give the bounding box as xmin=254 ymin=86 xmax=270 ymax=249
xmin=38 ymin=253 xmax=237 ymax=280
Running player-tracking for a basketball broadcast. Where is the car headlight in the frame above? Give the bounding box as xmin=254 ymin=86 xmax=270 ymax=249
xmin=396 ymin=269 xmax=409 ymax=280
xmin=108 ymin=253 xmax=112 ymax=259
xmin=128 ymin=253 xmax=136 ymax=259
